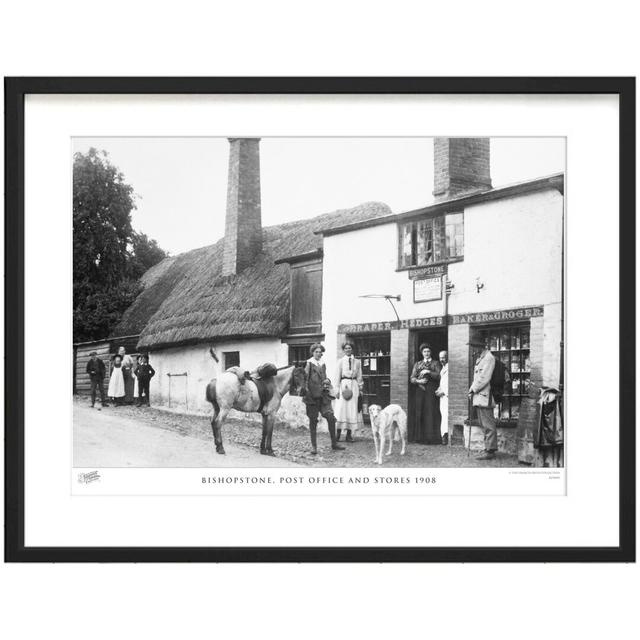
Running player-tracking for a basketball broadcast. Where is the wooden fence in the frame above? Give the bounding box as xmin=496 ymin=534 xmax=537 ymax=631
xmin=73 ymin=335 xmax=140 ymax=395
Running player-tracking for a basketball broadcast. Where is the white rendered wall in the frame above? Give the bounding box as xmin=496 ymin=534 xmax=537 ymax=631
xmin=321 ymin=188 xmax=563 ymax=377
xmin=149 ymin=338 xmax=288 ymax=415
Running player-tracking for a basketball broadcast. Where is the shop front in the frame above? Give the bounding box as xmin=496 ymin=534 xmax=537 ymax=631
xmin=447 ymin=306 xmax=547 ymax=454
xmin=338 ymin=315 xmax=447 ymax=426
xmin=334 ymin=305 xmax=554 ymax=455
xmin=317 ymin=165 xmax=563 ymax=464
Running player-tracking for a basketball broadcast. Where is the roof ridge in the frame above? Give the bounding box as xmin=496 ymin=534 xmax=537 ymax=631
xmin=166 ymin=200 xmax=392 ymax=258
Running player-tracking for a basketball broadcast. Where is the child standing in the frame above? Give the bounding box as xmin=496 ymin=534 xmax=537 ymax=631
xmin=107 ymin=354 xmax=126 ymax=405
xmin=135 ymin=355 xmax=156 ymax=407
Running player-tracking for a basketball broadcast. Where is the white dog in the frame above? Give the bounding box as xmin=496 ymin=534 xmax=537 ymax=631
xmin=367 ymin=404 xmax=408 ymax=465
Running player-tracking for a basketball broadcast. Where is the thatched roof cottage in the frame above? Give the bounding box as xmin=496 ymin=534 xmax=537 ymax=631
xmin=108 ymin=138 xmax=391 ymax=415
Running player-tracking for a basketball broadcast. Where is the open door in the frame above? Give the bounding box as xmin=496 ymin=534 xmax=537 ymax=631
xmin=408 ymin=327 xmax=448 ymax=442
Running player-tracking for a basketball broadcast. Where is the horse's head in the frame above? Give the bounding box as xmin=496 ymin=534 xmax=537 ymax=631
xmin=288 ymin=366 xmax=306 ymax=397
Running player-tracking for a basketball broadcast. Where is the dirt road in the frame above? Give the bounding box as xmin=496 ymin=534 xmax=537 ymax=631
xmin=73 ymin=398 xmax=518 ymax=468
xmin=73 ymin=403 xmax=300 ymax=468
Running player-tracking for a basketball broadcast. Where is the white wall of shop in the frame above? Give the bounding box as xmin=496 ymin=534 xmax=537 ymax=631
xmin=149 ymin=338 xmax=288 ymax=415
xmin=321 ymin=187 xmax=563 ymax=373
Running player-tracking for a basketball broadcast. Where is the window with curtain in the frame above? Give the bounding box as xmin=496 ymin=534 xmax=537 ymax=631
xmin=399 ymin=212 xmax=464 ymax=268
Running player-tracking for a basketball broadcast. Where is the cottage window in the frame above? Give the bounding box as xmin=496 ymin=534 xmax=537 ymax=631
xmin=399 ymin=212 xmax=464 ymax=268
xmin=223 ymin=351 xmax=240 ymax=370
xmin=288 ymin=344 xmax=313 ymax=369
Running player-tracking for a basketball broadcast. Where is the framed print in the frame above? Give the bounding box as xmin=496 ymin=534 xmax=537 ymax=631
xmin=4 ymin=77 xmax=635 ymax=562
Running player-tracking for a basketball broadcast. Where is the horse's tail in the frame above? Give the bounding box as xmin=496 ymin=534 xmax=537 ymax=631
xmin=206 ymin=379 xmax=220 ymax=421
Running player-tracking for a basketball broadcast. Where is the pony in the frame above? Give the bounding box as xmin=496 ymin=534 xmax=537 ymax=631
xmin=205 ymin=350 xmax=306 ymax=456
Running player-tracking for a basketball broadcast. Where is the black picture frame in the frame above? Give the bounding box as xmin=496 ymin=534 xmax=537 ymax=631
xmin=4 ymin=77 xmax=635 ymax=563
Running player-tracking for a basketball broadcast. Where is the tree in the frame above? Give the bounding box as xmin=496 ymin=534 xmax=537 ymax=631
xmin=73 ymin=148 xmax=168 ymax=342
xmin=129 ymin=231 xmax=169 ymax=281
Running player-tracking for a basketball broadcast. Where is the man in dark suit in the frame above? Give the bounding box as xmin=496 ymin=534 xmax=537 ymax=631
xmin=86 ymin=351 xmax=108 ymax=408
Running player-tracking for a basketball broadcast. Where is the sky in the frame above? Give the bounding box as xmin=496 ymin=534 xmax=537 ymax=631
xmin=73 ymin=137 xmax=565 ymax=256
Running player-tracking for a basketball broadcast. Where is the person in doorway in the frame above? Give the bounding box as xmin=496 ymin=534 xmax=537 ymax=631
xmin=435 ymin=350 xmax=449 ymax=444
xmin=107 ymin=353 xmax=126 ymax=405
xmin=410 ymin=343 xmax=442 ymax=444
xmin=86 ymin=351 xmax=108 ymax=409
xmin=135 ymin=354 xmax=155 ymax=407
xmin=133 ymin=355 xmax=141 ymax=402
xmin=303 ymin=343 xmax=345 ymax=455
xmin=118 ymin=346 xmax=135 ymax=404
xmin=334 ymin=340 xmax=363 ymax=443
xmin=468 ymin=337 xmax=497 ymax=460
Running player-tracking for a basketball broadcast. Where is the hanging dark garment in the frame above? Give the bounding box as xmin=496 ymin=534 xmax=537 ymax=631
xmin=535 ymin=387 xmax=564 ymax=448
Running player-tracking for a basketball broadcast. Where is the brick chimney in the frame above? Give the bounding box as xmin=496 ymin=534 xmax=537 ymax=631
xmin=433 ymin=137 xmax=492 ymax=202
xmin=221 ymin=138 xmax=262 ymax=276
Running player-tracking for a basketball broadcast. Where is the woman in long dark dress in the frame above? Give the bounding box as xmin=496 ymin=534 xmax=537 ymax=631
xmin=118 ymin=346 xmax=135 ymax=405
xmin=410 ymin=343 xmax=442 ymax=444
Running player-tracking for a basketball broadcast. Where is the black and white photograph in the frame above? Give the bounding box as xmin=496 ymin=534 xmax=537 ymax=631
xmin=72 ymin=135 xmax=565 ymax=473
xmin=7 ymin=76 xmax=632 ymax=562
xmin=2 ymin=3 xmax=638 ymax=638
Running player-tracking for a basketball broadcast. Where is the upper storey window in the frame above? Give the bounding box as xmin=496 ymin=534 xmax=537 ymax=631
xmin=399 ymin=212 xmax=464 ymax=268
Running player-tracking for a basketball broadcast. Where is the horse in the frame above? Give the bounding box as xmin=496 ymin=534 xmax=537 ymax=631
xmin=205 ymin=359 xmax=306 ymax=456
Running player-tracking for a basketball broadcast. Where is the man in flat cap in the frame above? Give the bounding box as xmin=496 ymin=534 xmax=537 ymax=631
xmin=86 ymin=351 xmax=108 ymax=409
xmin=468 ymin=337 xmax=497 ymax=460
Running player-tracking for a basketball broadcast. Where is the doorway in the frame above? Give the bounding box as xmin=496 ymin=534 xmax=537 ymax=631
xmin=408 ymin=328 xmax=448 ymax=442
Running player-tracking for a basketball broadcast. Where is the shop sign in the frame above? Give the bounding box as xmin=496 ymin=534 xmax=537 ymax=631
xmin=338 ymin=306 xmax=541 ymax=333
xmin=398 ymin=316 xmax=445 ymax=329
xmin=339 ymin=321 xmax=396 ymax=334
xmin=407 ymin=264 xmax=447 ymax=280
xmin=413 ymin=276 xmax=442 ymax=302
xmin=339 ymin=315 xmax=445 ymax=334
xmin=449 ymin=306 xmax=544 ymax=325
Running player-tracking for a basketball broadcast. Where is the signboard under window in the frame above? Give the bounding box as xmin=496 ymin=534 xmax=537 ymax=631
xmin=413 ymin=276 xmax=442 ymax=302
xmin=399 ymin=212 xmax=464 ymax=268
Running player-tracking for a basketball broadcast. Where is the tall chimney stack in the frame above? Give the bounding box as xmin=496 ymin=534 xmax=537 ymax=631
xmin=433 ymin=137 xmax=492 ymax=202
xmin=222 ymin=138 xmax=262 ymax=276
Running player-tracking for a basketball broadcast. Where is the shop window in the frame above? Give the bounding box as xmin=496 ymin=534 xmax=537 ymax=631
xmin=288 ymin=344 xmax=313 ymax=368
xmin=223 ymin=351 xmax=240 ymax=370
xmin=399 ymin=212 xmax=464 ymax=268
xmin=349 ymin=333 xmax=391 ymax=421
xmin=470 ymin=324 xmax=530 ymax=424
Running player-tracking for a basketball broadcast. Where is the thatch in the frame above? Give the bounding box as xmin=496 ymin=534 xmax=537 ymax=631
xmin=117 ymin=202 xmax=391 ymax=350
xmin=111 ymin=254 xmax=182 ymax=337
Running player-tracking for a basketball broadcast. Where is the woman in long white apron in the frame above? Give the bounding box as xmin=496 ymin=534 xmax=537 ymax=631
xmin=107 ymin=354 xmax=126 ymax=405
xmin=132 ymin=355 xmax=141 ymax=402
xmin=334 ymin=341 xmax=363 ymax=442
